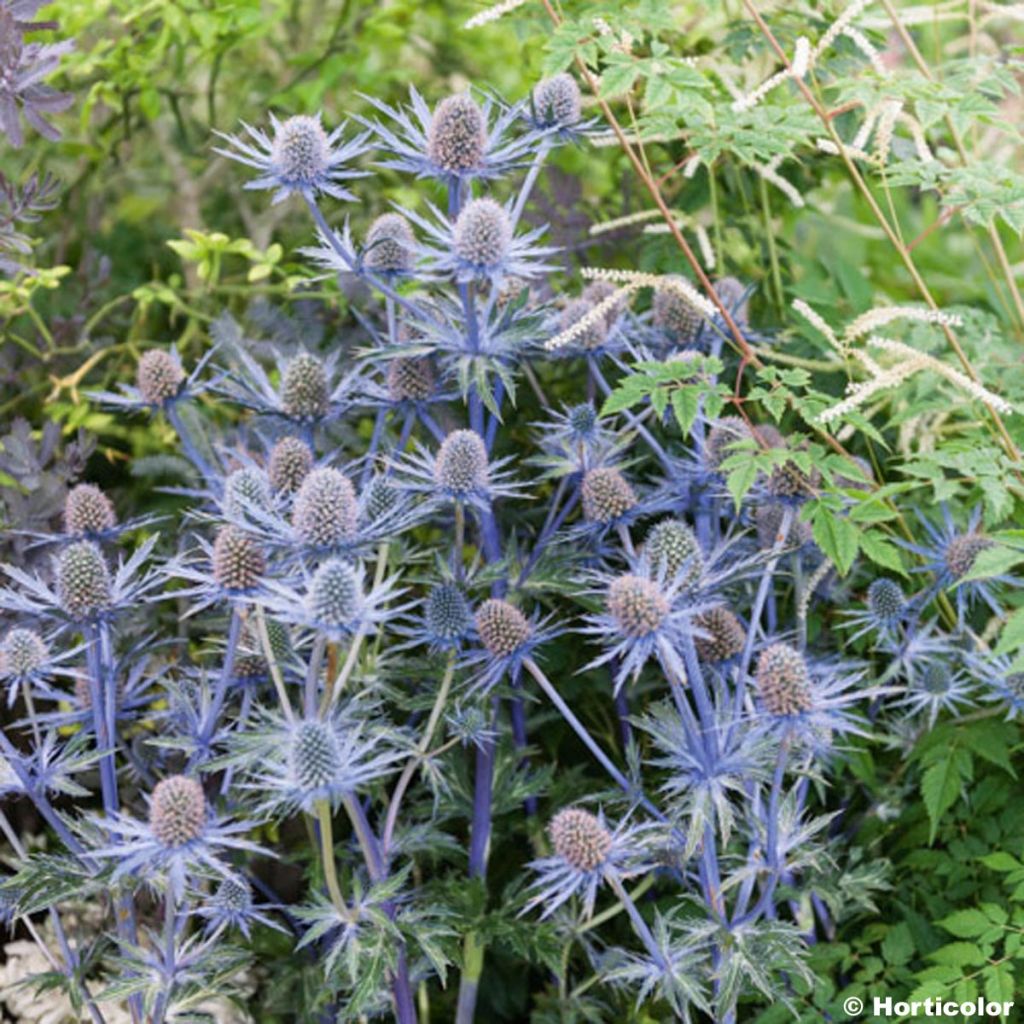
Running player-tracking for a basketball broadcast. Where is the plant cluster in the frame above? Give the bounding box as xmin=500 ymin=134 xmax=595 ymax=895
xmin=2 ymin=2 xmax=1024 ymax=1023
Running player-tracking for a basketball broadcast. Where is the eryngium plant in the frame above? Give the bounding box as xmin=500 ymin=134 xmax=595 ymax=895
xmin=1 ymin=59 xmax=1015 ymax=1024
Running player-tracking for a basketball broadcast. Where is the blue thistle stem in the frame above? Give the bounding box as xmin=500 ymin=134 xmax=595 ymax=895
xmin=468 ymin=694 xmax=500 ymax=877
xmin=517 ymin=480 xmax=579 ymax=587
xmin=361 ymin=408 xmax=387 ymax=488
xmin=523 ymin=658 xmax=664 ymax=822
xmin=196 ymin=608 xmax=241 ymax=758
xmin=509 ymin=139 xmax=551 ymax=230
xmin=166 ymin=403 xmax=218 ymax=482
xmin=485 ymin=377 xmax=506 ymax=452
xmin=0 ymin=732 xmax=94 ymax=864
xmin=606 ymin=870 xmax=667 ymax=970
xmin=418 ymin=408 xmax=447 ymax=444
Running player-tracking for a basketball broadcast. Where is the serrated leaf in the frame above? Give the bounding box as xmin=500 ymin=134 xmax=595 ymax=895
xmin=922 ymin=747 xmax=972 ymax=843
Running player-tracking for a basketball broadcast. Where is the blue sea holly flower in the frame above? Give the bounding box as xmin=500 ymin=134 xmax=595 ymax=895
xmin=394 ymin=428 xmax=521 ymax=514
xmin=93 ymin=774 xmax=264 ymax=900
xmin=359 ymin=86 xmax=531 ymax=185
xmin=395 ymin=582 xmax=476 ymax=654
xmin=970 ymin=653 xmax=1024 ymax=721
xmin=214 ymin=112 xmax=371 ymax=204
xmin=404 ymin=196 xmax=556 ymax=285
xmin=467 ymin=598 xmax=558 ymax=692
xmin=900 ymin=505 xmax=1015 ymax=619
xmin=196 ymin=877 xmax=284 ymax=939
xmin=529 ymin=402 xmax=620 ymax=480
xmin=579 ymin=564 xmax=714 ymax=692
xmin=89 ymin=345 xmax=218 ymax=414
xmin=258 ymin=557 xmax=405 ymax=643
xmin=0 ymin=731 xmax=96 ymax=801
xmin=573 ymin=465 xmax=673 ymax=542
xmin=753 ymin=642 xmax=877 ymax=752
xmin=899 ymin=661 xmax=976 ymax=727
xmin=525 ymin=73 xmax=600 ymax=142
xmin=166 ymin=525 xmax=268 ymax=616
xmin=0 ymin=535 xmax=164 ymax=626
xmin=525 ymin=807 xmax=651 ymax=919
xmin=0 ymin=625 xmax=78 ymax=707
xmin=232 ymin=704 xmax=402 ymax=816
xmin=841 ymin=577 xmax=907 ymax=642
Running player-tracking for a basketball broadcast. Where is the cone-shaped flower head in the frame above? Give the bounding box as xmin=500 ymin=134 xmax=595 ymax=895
xmin=427 ymin=94 xmax=487 ymax=173
xmin=435 ymin=430 xmax=489 ymax=497
xmin=223 ymin=467 xmax=272 ymax=518
xmin=212 ymin=876 xmax=252 ymax=914
xmin=756 ymin=643 xmax=813 ymax=716
xmin=867 ymin=578 xmax=904 ymax=621
xmin=694 ymin=606 xmax=745 ymax=662
xmin=212 ymin=526 xmax=266 ymax=592
xmin=581 ymin=467 xmax=636 ymax=524
xmin=559 ymin=296 xmax=608 ymax=351
xmin=290 ymin=720 xmax=338 ymax=791
xmin=307 ymin=559 xmax=362 ymax=628
xmin=150 ymin=775 xmax=206 ymax=848
xmin=946 ymin=534 xmax=993 ymax=580
xmin=653 ymin=276 xmax=702 ymax=343
xmin=387 ymin=356 xmax=435 ymax=402
xmin=281 ymin=352 xmax=328 ymax=421
xmin=2 ymin=628 xmax=48 ymax=676
xmin=607 ymin=574 xmax=669 ymax=638
xmin=532 ymin=73 xmax=582 ymax=128
xmin=291 ymin=468 xmax=358 ymax=546
xmin=268 ymin=436 xmax=313 ymax=494
xmin=57 ymin=541 xmax=112 ymax=619
xmin=581 ymin=280 xmax=627 ymax=328
xmin=362 ymin=475 xmax=399 ymax=523
xmin=548 ymin=808 xmax=612 ymax=872
xmin=567 ymin=403 xmax=598 ymax=438
xmin=706 ymin=416 xmax=753 ymax=470
xmin=475 ymin=599 xmax=531 ymax=657
xmin=644 ymin=519 xmax=702 ymax=585
xmin=426 ymin=584 xmax=473 ymax=643
xmin=364 ymin=212 xmax=415 ymax=274
xmin=64 ymin=484 xmax=116 ymax=536
xmin=137 ymin=349 xmax=184 ymax=405
xmin=453 ymin=197 xmax=512 ymax=272
xmin=271 ymin=115 xmax=330 ymax=189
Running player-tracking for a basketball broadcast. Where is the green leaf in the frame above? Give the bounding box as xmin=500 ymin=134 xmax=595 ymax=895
xmin=810 ymin=510 xmax=860 ymax=576
xmin=881 ymin=923 xmax=915 ymax=967
xmin=921 ymin=747 xmax=972 ymax=842
xmin=939 ymin=909 xmax=993 ymax=939
xmin=996 ymin=606 xmax=1024 ymax=656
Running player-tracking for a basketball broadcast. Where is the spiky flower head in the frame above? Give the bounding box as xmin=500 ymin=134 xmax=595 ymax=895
xmin=644 ymin=519 xmax=702 ymax=584
xmin=607 ymin=575 xmax=669 ymax=638
xmin=290 ymin=720 xmax=338 ymax=791
xmin=548 ymin=808 xmax=612 ymax=872
xmin=532 ymin=73 xmax=582 ymax=128
xmin=475 ymin=599 xmax=531 ymax=658
xmin=754 ymin=503 xmax=814 ymax=550
xmin=581 ymin=467 xmax=636 ymax=524
xmin=867 ymin=578 xmax=904 ymax=621
xmin=714 ymin=276 xmax=749 ymax=323
xmin=137 ymin=349 xmax=184 ymax=405
xmin=453 ymin=197 xmax=512 ymax=271
xmin=766 ymin=450 xmax=819 ymax=500
xmin=268 ymin=436 xmax=313 ymax=494
xmin=946 ymin=534 xmax=993 ymax=580
xmin=307 ymin=560 xmax=362 ymax=628
xmin=425 ymin=584 xmax=473 ymax=643
xmin=581 ymin=280 xmax=627 ymax=328
xmin=756 ymin=643 xmax=813 ymax=716
xmin=387 ymin=356 xmax=435 ymax=402
xmin=694 ymin=607 xmax=745 ymax=662
xmin=223 ymin=467 xmax=272 ymax=519
xmin=364 ymin=212 xmax=416 ymax=274
xmin=359 ymin=476 xmax=397 ymax=524
xmin=427 ymin=94 xmax=487 ymax=173
xmin=2 ymin=628 xmax=47 ymax=676
xmin=281 ymin=352 xmax=328 ymax=421
xmin=292 ymin=468 xmax=358 ymax=546
xmin=567 ymin=403 xmax=598 ymax=438
xmin=706 ymin=416 xmax=753 ymax=470
xmin=212 ymin=526 xmax=266 ymax=592
xmin=559 ymin=297 xmax=608 ymax=350
xmin=149 ymin=776 xmax=206 ymax=848
xmin=653 ymin=276 xmax=702 ymax=343
xmin=270 ymin=115 xmax=330 ymax=188
xmin=435 ymin=430 xmax=490 ymax=496
xmin=56 ymin=541 xmax=112 ymax=619
xmin=212 ymin=877 xmax=252 ymax=914
xmin=64 ymin=484 xmax=116 ymax=536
